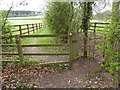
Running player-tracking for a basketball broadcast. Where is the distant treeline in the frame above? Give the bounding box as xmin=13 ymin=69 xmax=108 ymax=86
xmin=3 ymin=10 xmax=42 ymax=17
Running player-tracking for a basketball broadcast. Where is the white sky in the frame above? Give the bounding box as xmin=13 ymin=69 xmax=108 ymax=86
xmin=0 ymin=0 xmax=47 ymax=11
xmin=0 ymin=0 xmax=116 ymax=12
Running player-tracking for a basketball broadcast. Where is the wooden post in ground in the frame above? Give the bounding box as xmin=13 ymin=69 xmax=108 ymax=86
xmin=93 ymin=23 xmax=96 ymax=58
xmin=39 ymin=23 xmax=40 ymax=29
xmin=27 ymin=24 xmax=30 ymax=35
xmin=32 ymin=24 xmax=34 ymax=33
xmin=70 ymin=32 xmax=79 ymax=60
xmin=19 ymin=25 xmax=22 ymax=35
xmin=15 ymin=35 xmax=24 ymax=66
xmin=36 ymin=23 xmax=38 ymax=31
xmin=40 ymin=23 xmax=42 ymax=29
xmin=69 ymin=32 xmax=73 ymax=70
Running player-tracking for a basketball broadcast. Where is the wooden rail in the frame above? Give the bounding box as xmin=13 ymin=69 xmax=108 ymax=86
xmin=2 ymin=53 xmax=69 ymax=55
xmin=2 ymin=44 xmax=68 ymax=47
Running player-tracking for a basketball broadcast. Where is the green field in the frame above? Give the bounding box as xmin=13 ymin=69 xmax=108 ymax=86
xmin=8 ymin=16 xmax=43 ymax=25
xmin=7 ymin=16 xmax=44 ymax=36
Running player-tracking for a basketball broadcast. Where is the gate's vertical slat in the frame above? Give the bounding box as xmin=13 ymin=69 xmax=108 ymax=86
xmin=15 ymin=36 xmax=24 ymax=66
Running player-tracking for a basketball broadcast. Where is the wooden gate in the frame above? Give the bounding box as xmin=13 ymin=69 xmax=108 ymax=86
xmin=2 ymin=32 xmax=80 ymax=69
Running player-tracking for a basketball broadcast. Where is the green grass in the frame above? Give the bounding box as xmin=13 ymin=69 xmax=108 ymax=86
xmin=11 ymin=25 xmax=38 ymax=35
xmin=8 ymin=16 xmax=43 ymax=35
xmin=21 ymin=28 xmax=57 ymax=44
xmin=10 ymin=20 xmax=42 ymax=25
xmin=21 ymin=28 xmax=66 ymax=53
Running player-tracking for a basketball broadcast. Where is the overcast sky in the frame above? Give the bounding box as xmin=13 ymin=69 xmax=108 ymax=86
xmin=0 ymin=0 xmax=47 ymax=11
xmin=0 ymin=0 xmax=116 ymax=12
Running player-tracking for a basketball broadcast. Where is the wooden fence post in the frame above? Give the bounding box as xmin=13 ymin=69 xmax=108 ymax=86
xmin=69 ymin=32 xmax=73 ymax=70
xmin=40 ymin=23 xmax=42 ymax=29
xmin=15 ymin=35 xmax=24 ymax=66
xmin=93 ymin=23 xmax=96 ymax=57
xmin=32 ymin=24 xmax=34 ymax=33
xmin=70 ymin=32 xmax=79 ymax=60
xmin=27 ymin=24 xmax=30 ymax=35
xmin=36 ymin=23 xmax=38 ymax=31
xmin=39 ymin=23 xmax=40 ymax=29
xmin=19 ymin=25 xmax=22 ymax=35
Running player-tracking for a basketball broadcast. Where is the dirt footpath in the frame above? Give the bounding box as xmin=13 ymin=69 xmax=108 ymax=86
xmin=34 ymin=58 xmax=113 ymax=88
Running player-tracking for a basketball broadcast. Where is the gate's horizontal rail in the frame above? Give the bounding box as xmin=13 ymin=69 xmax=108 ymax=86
xmin=2 ymin=53 xmax=69 ymax=55
xmin=20 ymin=34 xmax=68 ymax=37
xmin=2 ymin=44 xmax=68 ymax=47
xmin=2 ymin=34 xmax=68 ymax=38
xmin=1 ymin=60 xmax=69 ymax=66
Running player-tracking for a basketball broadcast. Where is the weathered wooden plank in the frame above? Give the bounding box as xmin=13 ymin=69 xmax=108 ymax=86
xmin=2 ymin=44 xmax=17 ymax=47
xmin=2 ymin=53 xmax=69 ymax=55
xmin=2 ymin=44 xmax=68 ymax=47
xmin=15 ymin=36 xmax=24 ymax=66
xmin=20 ymin=34 xmax=68 ymax=37
xmin=1 ymin=60 xmax=19 ymax=62
xmin=22 ymin=44 xmax=68 ymax=47
xmin=1 ymin=60 xmax=69 ymax=66
xmin=36 ymin=61 xmax=69 ymax=66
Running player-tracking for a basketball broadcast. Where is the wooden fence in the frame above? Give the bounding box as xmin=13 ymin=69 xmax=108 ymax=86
xmin=11 ymin=23 xmax=42 ymax=35
xmin=2 ymin=33 xmax=79 ymax=69
xmin=2 ymin=23 xmax=43 ymax=42
xmin=87 ymin=22 xmax=119 ymax=60
xmin=2 ymin=22 xmax=119 ymax=67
